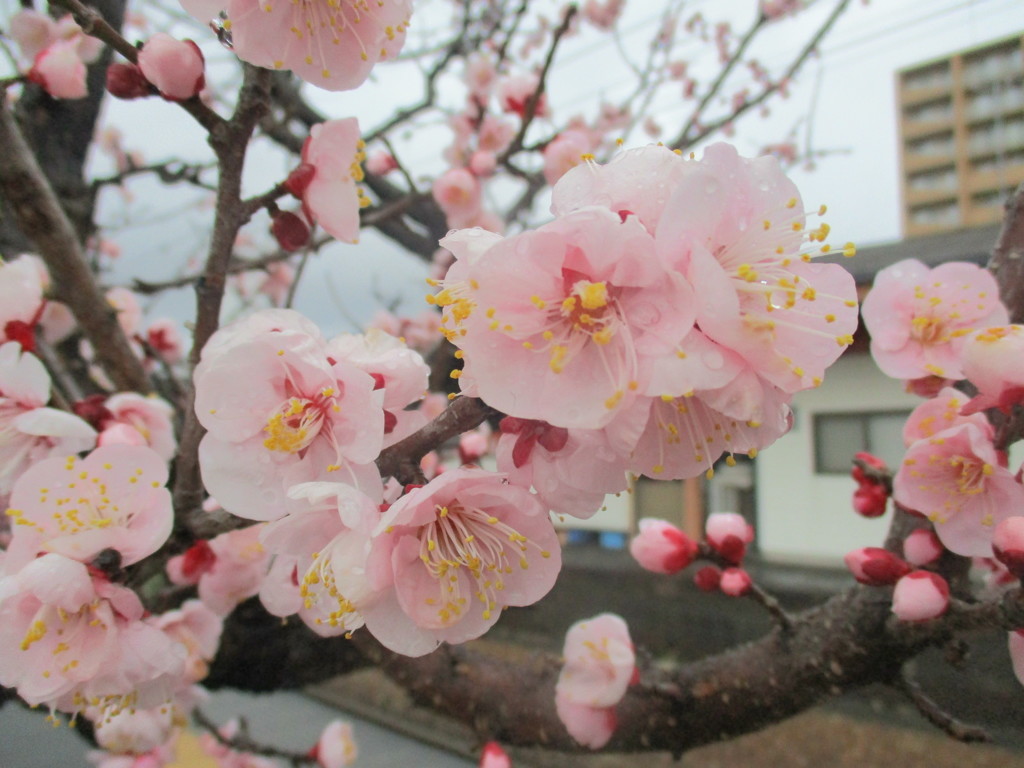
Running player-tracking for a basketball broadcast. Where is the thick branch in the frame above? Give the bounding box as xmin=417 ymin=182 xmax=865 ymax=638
xmin=988 ymin=181 xmax=1024 ymax=323
xmin=0 ymin=97 xmax=151 ymax=393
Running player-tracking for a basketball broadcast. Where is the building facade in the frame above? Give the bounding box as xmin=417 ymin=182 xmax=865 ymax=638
xmin=899 ymin=33 xmax=1024 ymax=237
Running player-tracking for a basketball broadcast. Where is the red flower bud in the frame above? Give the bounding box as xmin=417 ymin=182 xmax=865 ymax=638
xmin=106 ymin=62 xmax=151 ymax=99
xmin=271 ymin=210 xmax=311 ymax=252
xmin=694 ymin=565 xmax=722 ymax=592
xmin=844 ymin=547 xmax=911 ymax=586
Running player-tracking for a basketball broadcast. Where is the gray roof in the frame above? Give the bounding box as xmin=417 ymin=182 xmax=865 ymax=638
xmin=819 ymin=223 xmax=1002 ymax=284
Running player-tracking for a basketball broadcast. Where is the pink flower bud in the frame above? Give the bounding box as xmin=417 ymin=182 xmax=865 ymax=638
xmin=469 ymin=150 xmax=497 ymax=177
xmin=365 ymin=151 xmax=398 ymax=176
xmin=892 ymin=571 xmax=949 ymax=621
xmin=630 ymin=518 xmax=697 ymax=575
xmin=705 ymin=512 xmax=753 ymax=564
xmin=694 ymin=565 xmax=721 ymax=592
xmin=271 ymin=211 xmax=311 ymax=252
xmin=106 ymin=62 xmax=151 ymax=99
xmin=479 ymin=741 xmax=511 ymax=768
xmin=137 ymin=33 xmax=205 ymax=101
xmin=458 ymin=430 xmax=489 ymax=464
xmin=903 ymin=529 xmax=943 ymax=567
xmin=719 ymin=567 xmax=752 ymax=597
xmin=993 ymin=516 xmax=1024 ymax=579
xmin=844 ymin=547 xmax=912 ymax=586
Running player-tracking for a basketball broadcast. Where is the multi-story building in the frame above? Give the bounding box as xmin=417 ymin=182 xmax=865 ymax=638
xmin=898 ymin=33 xmax=1024 ymax=237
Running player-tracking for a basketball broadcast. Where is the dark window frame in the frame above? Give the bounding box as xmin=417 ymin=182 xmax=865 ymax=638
xmin=812 ymin=410 xmax=911 ymax=475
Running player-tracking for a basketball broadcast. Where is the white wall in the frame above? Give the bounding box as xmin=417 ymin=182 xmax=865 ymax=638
xmin=755 ymin=351 xmax=921 ymax=565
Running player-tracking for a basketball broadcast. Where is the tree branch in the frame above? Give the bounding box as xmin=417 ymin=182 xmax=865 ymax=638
xmin=0 ymin=96 xmax=152 ymax=393
xmin=172 ymin=65 xmax=272 ymax=533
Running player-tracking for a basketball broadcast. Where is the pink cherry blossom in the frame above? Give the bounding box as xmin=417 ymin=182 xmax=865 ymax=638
xmin=196 ymin=525 xmax=271 ymax=616
xmin=551 ymin=144 xmax=689 ymax=236
xmin=259 ymin=481 xmax=385 ymax=636
xmin=555 ymin=613 xmax=634 ymax=749
xmin=582 ymin=0 xmax=626 ymax=29
xmin=554 ymin=694 xmax=617 ymax=749
xmin=137 ymin=34 xmax=205 ymax=101
xmin=432 ymin=167 xmax=482 ymax=227
xmin=30 ymin=38 xmax=89 ymax=99
xmin=705 ymin=511 xmax=754 ymax=564
xmin=654 ymin=143 xmax=859 ymax=394
xmin=630 ymin=518 xmax=698 ymax=574
xmin=0 ymin=255 xmax=47 ymax=350
xmin=496 ymin=417 xmax=629 ymax=519
xmin=719 ymin=567 xmax=752 ymax=596
xmin=288 ymin=118 xmax=366 ymax=244
xmin=891 ymin=570 xmax=949 ymax=622
xmin=437 ymin=207 xmax=696 ymax=429
xmin=902 ymin=386 xmax=990 ymax=446
xmin=90 ymin=696 xmax=185 ymax=756
xmin=0 ymin=341 xmax=97 ymax=495
xmin=310 ymin=720 xmax=357 ymax=768
xmin=325 ymin=327 xmax=430 ymax=443
xmin=542 ymin=129 xmax=595 ymax=186
xmin=181 ymin=1 xmax=412 ymax=92
xmin=903 ymin=529 xmax=944 ymax=567
xmin=992 ymin=516 xmax=1024 ymax=579
xmin=10 ymin=10 xmax=103 ymax=65
xmin=4 ymin=444 xmax=171 ymax=573
xmin=153 ymin=600 xmax=222 ymax=683
xmin=844 ymin=547 xmax=911 ymax=586
xmin=101 ymin=393 xmax=177 ymax=462
xmin=557 ymin=613 xmax=635 ymax=708
xmin=894 ymin=422 xmax=1024 ymax=557
xmin=498 ymin=73 xmax=548 ymax=117
xmin=861 ymin=259 xmax=1007 ymax=381
xmin=195 ymin=308 xmax=383 ymax=521
xmin=0 ymin=554 xmax=186 ymax=715
xmin=960 ymin=325 xmax=1024 ymax=413
xmin=145 ymin=319 xmax=185 ymax=365
xmin=365 ymin=468 xmax=562 ymax=656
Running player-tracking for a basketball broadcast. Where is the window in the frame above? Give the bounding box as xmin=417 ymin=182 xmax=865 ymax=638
xmin=813 ymin=411 xmax=911 ymax=474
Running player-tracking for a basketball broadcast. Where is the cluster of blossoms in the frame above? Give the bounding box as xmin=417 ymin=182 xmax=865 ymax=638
xmin=433 ymin=142 xmax=858 ymax=506
xmin=188 ymin=308 xmax=561 ymax=655
xmin=851 ymin=259 xmax=1024 ymax=667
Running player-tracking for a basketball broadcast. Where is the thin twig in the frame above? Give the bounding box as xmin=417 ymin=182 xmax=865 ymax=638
xmin=895 ymin=674 xmax=991 ymax=743
xmin=192 ymin=709 xmax=317 ymax=764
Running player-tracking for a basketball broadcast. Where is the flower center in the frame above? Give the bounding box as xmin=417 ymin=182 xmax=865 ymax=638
xmin=418 ymin=503 xmax=550 ymax=625
xmin=262 ymin=388 xmax=339 ymax=455
xmin=950 ymin=454 xmax=993 ymax=496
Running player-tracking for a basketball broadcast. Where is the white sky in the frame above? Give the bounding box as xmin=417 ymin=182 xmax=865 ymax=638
xmin=4 ymin=0 xmax=1024 ymax=333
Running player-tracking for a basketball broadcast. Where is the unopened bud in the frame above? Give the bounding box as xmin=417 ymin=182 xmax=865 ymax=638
xmin=903 ymin=529 xmax=943 ymax=567
xmin=719 ymin=567 xmax=752 ymax=597
xmin=693 ymin=565 xmax=721 ymax=592
xmin=993 ymin=516 xmax=1024 ymax=579
xmin=892 ymin=570 xmax=949 ymax=621
xmin=106 ymin=62 xmax=151 ymax=99
xmin=705 ymin=512 xmax=754 ymax=564
xmin=285 ymin=162 xmax=317 ymax=198
xmin=844 ymin=547 xmax=911 ymax=586
xmin=630 ymin=518 xmax=698 ymax=575
xmin=271 ymin=210 xmax=311 ymax=252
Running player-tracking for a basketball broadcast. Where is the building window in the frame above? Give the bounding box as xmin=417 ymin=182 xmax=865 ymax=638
xmin=813 ymin=411 xmax=911 ymax=474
